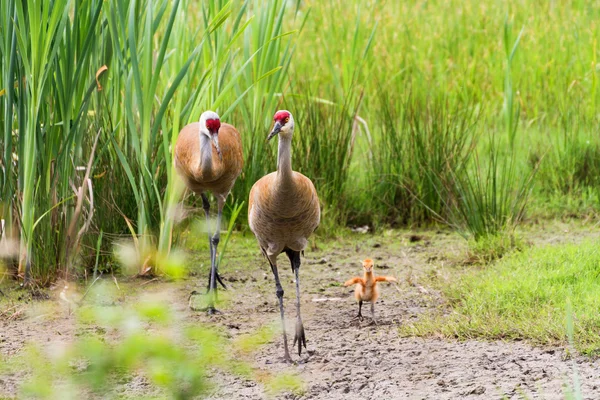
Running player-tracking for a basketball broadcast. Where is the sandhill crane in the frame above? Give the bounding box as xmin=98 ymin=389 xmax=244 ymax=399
xmin=344 ymin=259 xmax=397 ymax=324
xmin=248 ymin=110 xmax=320 ymax=361
xmin=175 ymin=110 xmax=243 ymax=314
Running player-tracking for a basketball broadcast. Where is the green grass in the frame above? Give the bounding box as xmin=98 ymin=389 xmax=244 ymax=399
xmin=291 ymin=0 xmax=600 ymax=232
xmin=402 ymin=241 xmax=600 ymax=355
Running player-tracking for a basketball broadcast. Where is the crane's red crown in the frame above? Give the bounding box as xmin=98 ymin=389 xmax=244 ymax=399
xmin=205 ymin=118 xmax=221 ymax=133
xmin=274 ymin=111 xmax=290 ymax=123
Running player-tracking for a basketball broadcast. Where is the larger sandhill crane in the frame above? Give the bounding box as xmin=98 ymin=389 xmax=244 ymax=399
xmin=175 ymin=110 xmax=243 ymax=314
xmin=248 ymin=110 xmax=320 ymax=361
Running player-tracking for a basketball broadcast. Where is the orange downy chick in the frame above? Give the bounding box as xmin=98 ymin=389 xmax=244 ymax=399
xmin=343 ymin=258 xmax=396 ymax=323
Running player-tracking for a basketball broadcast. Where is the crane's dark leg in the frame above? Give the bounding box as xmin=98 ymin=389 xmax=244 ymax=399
xmin=265 ymin=249 xmax=291 ymax=362
xmin=190 ymin=193 xmax=222 ymax=314
xmin=209 ymin=196 xmax=227 ymax=289
xmin=350 ymin=299 xmax=364 ymax=323
xmin=286 ymin=249 xmax=306 ymax=357
xmin=202 ymin=195 xmax=226 ymax=293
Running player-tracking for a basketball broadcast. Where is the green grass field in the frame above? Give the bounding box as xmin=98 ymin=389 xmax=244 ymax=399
xmin=402 ymin=239 xmax=600 ymax=355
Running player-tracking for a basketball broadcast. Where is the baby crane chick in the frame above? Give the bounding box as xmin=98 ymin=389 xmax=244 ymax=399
xmin=344 ymin=259 xmax=396 ymax=324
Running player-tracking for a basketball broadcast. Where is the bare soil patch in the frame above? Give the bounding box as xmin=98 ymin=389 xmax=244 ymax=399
xmin=2 ymin=221 xmax=600 ymax=399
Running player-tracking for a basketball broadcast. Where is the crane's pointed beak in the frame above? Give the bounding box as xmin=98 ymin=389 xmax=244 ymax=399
xmin=267 ymin=122 xmax=282 ymax=141
xmin=211 ymin=133 xmax=222 ymax=161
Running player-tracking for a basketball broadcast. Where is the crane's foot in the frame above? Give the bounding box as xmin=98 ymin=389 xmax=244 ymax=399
xmin=188 ymin=290 xmax=200 ymax=305
xmin=370 ymin=303 xmax=377 ymax=326
xmin=293 ymin=321 xmax=307 ymax=357
xmin=188 ymin=291 xmax=222 ymax=314
xmin=206 ymin=306 xmax=223 ymax=315
xmin=189 ymin=304 xmax=223 ymax=314
xmin=350 ymin=313 xmax=363 ymax=322
xmin=282 ymin=350 xmax=293 ymax=364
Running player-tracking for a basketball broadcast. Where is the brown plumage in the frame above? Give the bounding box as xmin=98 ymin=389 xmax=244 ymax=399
xmin=248 ymin=110 xmax=320 ymax=362
xmin=248 ymin=172 xmax=319 ymax=254
xmin=175 ymin=123 xmax=243 ymax=196
xmin=344 ymin=258 xmax=397 ymax=324
xmin=175 ymin=111 xmax=243 ymax=313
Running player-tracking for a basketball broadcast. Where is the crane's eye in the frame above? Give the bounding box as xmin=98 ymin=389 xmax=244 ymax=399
xmin=284 ymin=117 xmax=289 ymax=123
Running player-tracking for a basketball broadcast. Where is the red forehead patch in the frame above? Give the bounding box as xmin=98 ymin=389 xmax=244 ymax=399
xmin=205 ymin=118 xmax=221 ymax=132
xmin=274 ymin=111 xmax=290 ymax=122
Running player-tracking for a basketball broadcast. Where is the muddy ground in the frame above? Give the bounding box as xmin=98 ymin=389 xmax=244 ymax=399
xmin=2 ymin=220 xmax=600 ymax=399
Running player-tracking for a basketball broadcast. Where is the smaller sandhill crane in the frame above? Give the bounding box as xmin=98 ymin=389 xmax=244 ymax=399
xmin=248 ymin=110 xmax=320 ymax=362
xmin=344 ymin=259 xmax=396 ymax=324
xmin=174 ymin=111 xmax=243 ymax=314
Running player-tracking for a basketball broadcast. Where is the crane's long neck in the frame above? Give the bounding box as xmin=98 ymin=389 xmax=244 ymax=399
xmin=199 ymin=132 xmax=214 ymax=178
xmin=276 ymin=135 xmax=293 ymax=184
xmin=363 ymin=271 xmax=375 ymax=285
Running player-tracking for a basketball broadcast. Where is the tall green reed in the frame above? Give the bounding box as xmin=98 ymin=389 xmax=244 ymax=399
xmin=533 ymin=115 xmax=600 ymax=199
xmin=271 ymin=3 xmax=376 ymax=228
xmin=9 ymin=0 xmax=103 ymax=283
xmin=367 ymin=93 xmax=478 ymax=228
xmin=441 ymin=20 xmax=537 ymax=242
xmin=1 ymin=0 xmax=112 ymax=283
xmin=1 ymin=0 xmax=300 ymax=282
xmin=0 ymin=0 xmax=18 ymax=241
xmin=230 ymin=0 xmax=302 ymax=219
xmin=102 ymin=0 xmax=299 ymax=274
xmin=284 ymin=89 xmax=364 ymax=227
xmin=103 ymin=0 xmax=198 ymax=271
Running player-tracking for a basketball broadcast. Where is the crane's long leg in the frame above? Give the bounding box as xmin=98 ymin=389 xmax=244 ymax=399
xmin=202 ymin=194 xmax=226 ymax=293
xmin=200 ymin=193 xmax=213 ymax=279
xmin=209 ymin=196 xmax=225 ymax=288
xmin=286 ymin=249 xmax=306 ymax=357
xmin=350 ymin=300 xmax=364 ymax=324
xmin=190 ymin=193 xmax=214 ymax=312
xmin=199 ymin=193 xmax=220 ymax=314
xmin=264 ymin=249 xmax=291 ymax=362
xmin=371 ymin=302 xmax=378 ymax=325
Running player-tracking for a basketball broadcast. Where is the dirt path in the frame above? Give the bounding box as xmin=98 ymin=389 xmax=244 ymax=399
xmin=2 ymin=221 xmax=600 ymax=399
xmin=193 ymin=223 xmax=600 ymax=399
